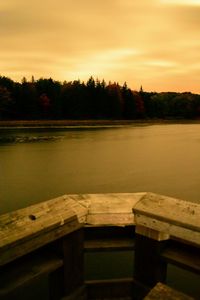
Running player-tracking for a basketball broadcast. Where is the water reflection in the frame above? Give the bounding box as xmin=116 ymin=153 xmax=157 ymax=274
xmin=1 ymin=124 xmax=200 ymax=215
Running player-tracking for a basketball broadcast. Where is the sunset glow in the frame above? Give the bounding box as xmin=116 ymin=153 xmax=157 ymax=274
xmin=0 ymin=0 xmax=200 ymax=92
xmin=161 ymin=0 xmax=200 ymax=6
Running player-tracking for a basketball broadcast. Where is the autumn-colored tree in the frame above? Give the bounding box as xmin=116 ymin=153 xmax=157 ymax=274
xmin=0 ymin=74 xmax=200 ymax=120
xmin=35 ymin=78 xmax=61 ymax=118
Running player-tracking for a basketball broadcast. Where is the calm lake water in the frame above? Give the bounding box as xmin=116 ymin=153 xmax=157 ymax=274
xmin=0 ymin=123 xmax=200 ymax=298
xmin=1 ymin=123 xmax=200 ymax=214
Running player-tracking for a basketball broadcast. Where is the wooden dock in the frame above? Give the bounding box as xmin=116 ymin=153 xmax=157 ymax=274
xmin=0 ymin=192 xmax=199 ymax=299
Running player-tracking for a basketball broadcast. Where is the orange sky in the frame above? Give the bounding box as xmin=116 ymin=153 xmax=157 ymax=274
xmin=0 ymin=0 xmax=200 ymax=93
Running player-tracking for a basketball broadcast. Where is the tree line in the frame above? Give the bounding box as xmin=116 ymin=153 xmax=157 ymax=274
xmin=0 ymin=75 xmax=200 ymax=120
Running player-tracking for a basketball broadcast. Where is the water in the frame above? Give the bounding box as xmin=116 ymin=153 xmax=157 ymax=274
xmin=1 ymin=124 xmax=200 ymax=214
xmin=1 ymin=124 xmax=200 ymax=298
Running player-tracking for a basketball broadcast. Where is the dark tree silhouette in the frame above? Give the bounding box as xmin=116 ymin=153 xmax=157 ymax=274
xmin=0 ymin=86 xmax=15 ymax=119
xmin=0 ymin=74 xmax=199 ymax=120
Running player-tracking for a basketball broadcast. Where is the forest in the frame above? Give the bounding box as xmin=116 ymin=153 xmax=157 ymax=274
xmin=0 ymin=75 xmax=200 ymax=120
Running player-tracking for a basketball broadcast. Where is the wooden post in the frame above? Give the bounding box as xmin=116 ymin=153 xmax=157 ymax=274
xmin=62 ymin=228 xmax=85 ymax=296
xmin=134 ymin=226 xmax=168 ymax=288
xmin=132 ymin=191 xmax=200 ymax=291
xmin=48 ymin=228 xmax=86 ymax=300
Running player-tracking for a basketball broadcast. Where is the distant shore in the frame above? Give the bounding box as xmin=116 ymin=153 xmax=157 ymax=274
xmin=0 ymin=119 xmax=200 ymax=128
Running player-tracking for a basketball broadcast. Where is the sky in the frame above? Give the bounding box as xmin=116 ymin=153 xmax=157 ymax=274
xmin=0 ymin=0 xmax=200 ymax=93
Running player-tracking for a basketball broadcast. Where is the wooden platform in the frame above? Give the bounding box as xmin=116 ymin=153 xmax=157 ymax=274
xmin=144 ymin=282 xmax=195 ymax=300
xmin=133 ymin=192 xmax=200 ymax=244
xmin=0 ymin=195 xmax=87 ymax=266
xmin=1 ymin=192 xmax=200 ymax=300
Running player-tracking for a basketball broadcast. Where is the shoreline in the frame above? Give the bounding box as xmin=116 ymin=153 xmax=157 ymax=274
xmin=0 ymin=119 xmax=200 ymax=128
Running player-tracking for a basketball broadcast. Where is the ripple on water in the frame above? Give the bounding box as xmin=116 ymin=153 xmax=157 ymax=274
xmin=0 ymin=135 xmax=64 ymax=143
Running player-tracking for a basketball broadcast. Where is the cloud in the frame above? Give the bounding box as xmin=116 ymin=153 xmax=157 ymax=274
xmin=160 ymin=0 xmax=200 ymax=6
xmin=0 ymin=0 xmax=200 ymax=92
xmin=62 ymin=48 xmax=140 ymax=80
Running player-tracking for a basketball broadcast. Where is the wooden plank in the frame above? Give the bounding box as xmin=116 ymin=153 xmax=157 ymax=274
xmin=0 ymin=217 xmax=84 ymax=266
xmin=86 ymin=278 xmax=134 ymax=299
xmin=0 ymin=195 xmax=87 ymax=250
xmin=161 ymin=241 xmax=200 ymax=274
xmin=0 ymin=196 xmax=87 ymax=266
xmin=144 ymin=282 xmax=195 ymax=300
xmin=0 ymin=192 xmax=144 ymax=266
xmin=133 ymin=193 xmax=200 ymax=245
xmin=84 ymin=225 xmax=135 ymax=251
xmin=84 ymin=238 xmax=135 ymax=252
xmin=133 ymin=193 xmax=200 ymax=232
xmin=86 ymin=193 xmax=146 ymax=213
xmin=85 ymin=193 xmax=146 ymax=226
xmin=135 ymin=225 xmax=169 ymax=241
xmin=0 ymin=251 xmax=63 ymax=296
xmin=86 ymin=213 xmax=135 ymax=226
xmin=0 ymin=192 xmax=145 ymax=265
xmin=135 ymin=214 xmax=200 ymax=245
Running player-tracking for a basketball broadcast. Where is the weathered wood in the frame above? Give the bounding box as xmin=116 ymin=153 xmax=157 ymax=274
xmin=0 ymin=251 xmax=63 ymax=297
xmin=84 ymin=238 xmax=135 ymax=252
xmin=86 ymin=278 xmax=134 ymax=300
xmin=84 ymin=193 xmax=146 ymax=226
xmin=62 ymin=228 xmax=85 ymax=296
xmin=0 ymin=192 xmax=145 ymax=267
xmin=134 ymin=233 xmax=167 ymax=287
xmin=48 ymin=229 xmax=85 ymax=300
xmin=144 ymin=282 xmax=195 ymax=300
xmin=0 ymin=196 xmax=87 ymax=266
xmin=135 ymin=225 xmax=169 ymax=241
xmin=133 ymin=193 xmax=200 ymax=245
xmin=134 ymin=193 xmax=200 ymax=231
xmin=87 ymin=213 xmax=135 ymax=226
xmin=161 ymin=241 xmax=200 ymax=274
xmin=1 ymin=192 xmax=200 ymax=300
xmin=84 ymin=225 xmax=135 ymax=252
xmin=135 ymin=214 xmax=200 ymax=245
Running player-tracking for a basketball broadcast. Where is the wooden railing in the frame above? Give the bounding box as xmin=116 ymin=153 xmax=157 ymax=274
xmin=0 ymin=193 xmax=199 ymax=299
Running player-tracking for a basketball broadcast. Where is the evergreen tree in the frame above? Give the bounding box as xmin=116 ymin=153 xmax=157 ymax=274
xmin=0 ymin=86 xmax=15 ymax=119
